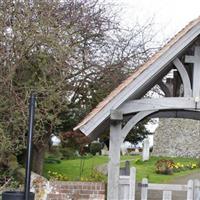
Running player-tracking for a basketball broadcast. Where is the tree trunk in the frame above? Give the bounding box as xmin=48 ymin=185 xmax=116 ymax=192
xmin=32 ymin=145 xmax=46 ymax=175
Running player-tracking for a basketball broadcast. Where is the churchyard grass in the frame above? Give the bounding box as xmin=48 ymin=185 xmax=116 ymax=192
xmin=43 ymin=155 xmax=200 ymax=183
xmin=131 ymin=156 xmax=200 ymax=183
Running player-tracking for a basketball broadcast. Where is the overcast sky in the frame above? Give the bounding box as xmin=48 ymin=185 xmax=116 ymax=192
xmin=107 ymin=0 xmax=200 ymax=41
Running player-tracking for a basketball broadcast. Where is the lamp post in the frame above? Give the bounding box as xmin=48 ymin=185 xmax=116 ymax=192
xmin=24 ymin=93 xmax=36 ymax=200
xmin=2 ymin=93 xmax=36 ymax=200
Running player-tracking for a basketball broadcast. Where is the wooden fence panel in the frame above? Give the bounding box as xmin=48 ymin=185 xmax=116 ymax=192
xmin=162 ymin=191 xmax=172 ymax=200
xmin=119 ymin=167 xmax=136 ymax=200
xmin=194 ymin=179 xmax=200 ymax=200
xmin=141 ymin=178 xmax=148 ymax=200
xmin=119 ymin=176 xmax=129 ymax=200
xmin=187 ymin=179 xmax=193 ymax=200
xmin=129 ymin=167 xmax=136 ymax=200
xmin=140 ymin=178 xmax=195 ymax=200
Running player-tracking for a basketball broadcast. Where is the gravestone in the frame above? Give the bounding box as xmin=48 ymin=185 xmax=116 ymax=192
xmin=101 ymin=144 xmax=109 ymax=156
xmin=153 ymin=118 xmax=200 ymax=158
xmin=142 ymin=138 xmax=150 ymax=161
xmin=120 ymin=143 xmax=128 ymax=156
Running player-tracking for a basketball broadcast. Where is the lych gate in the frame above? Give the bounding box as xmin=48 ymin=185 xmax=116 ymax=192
xmin=74 ymin=17 xmax=200 ymax=199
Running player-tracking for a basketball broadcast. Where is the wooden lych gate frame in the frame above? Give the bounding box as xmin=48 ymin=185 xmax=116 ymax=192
xmin=74 ymin=17 xmax=200 ymax=199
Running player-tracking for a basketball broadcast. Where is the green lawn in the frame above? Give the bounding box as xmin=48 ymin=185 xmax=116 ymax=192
xmin=43 ymin=155 xmax=109 ymax=181
xmin=43 ymin=155 xmax=200 ymax=183
xmin=131 ymin=156 xmax=200 ymax=183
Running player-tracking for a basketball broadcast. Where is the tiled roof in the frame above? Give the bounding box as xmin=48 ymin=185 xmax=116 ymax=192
xmin=74 ymin=16 xmax=200 ymax=131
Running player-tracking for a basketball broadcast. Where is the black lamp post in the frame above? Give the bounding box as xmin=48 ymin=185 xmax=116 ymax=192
xmin=2 ymin=93 xmax=36 ymax=200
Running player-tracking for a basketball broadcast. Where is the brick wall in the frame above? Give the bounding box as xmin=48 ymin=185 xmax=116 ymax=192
xmin=47 ymin=181 xmax=106 ymax=200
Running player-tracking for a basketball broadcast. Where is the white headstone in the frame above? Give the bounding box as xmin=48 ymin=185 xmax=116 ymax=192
xmin=142 ymin=138 xmax=150 ymax=161
xmin=120 ymin=143 xmax=128 ymax=156
xmin=101 ymin=144 xmax=109 ymax=155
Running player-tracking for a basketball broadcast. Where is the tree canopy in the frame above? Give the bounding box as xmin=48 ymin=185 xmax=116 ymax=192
xmin=0 ymin=0 xmax=157 ymax=174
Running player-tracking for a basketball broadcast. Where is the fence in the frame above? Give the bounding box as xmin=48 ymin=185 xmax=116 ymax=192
xmin=140 ymin=178 xmax=200 ymax=200
xmin=119 ymin=167 xmax=136 ymax=200
xmin=119 ymin=166 xmax=200 ymax=200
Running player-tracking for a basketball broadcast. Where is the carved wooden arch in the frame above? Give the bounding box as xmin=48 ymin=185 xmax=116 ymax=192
xmin=158 ymin=81 xmax=172 ymax=97
xmin=173 ymin=58 xmax=192 ymax=97
xmin=121 ymin=109 xmax=200 ymax=142
xmin=121 ymin=110 xmax=156 ymax=142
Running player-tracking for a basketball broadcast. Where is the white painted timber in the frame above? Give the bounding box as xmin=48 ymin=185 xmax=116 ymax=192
xmin=194 ymin=179 xmax=200 ymax=200
xmin=158 ymin=81 xmax=172 ymax=97
xmin=141 ymin=178 xmax=148 ymax=200
xmin=187 ymin=180 xmax=193 ymax=200
xmin=119 ymin=97 xmax=197 ymax=115
xmin=173 ymin=58 xmax=192 ymax=97
xmin=77 ymin=22 xmax=200 ymax=136
xmin=119 ymin=176 xmax=129 ymax=200
xmin=141 ymin=179 xmax=194 ymax=200
xmin=142 ymin=138 xmax=150 ymax=161
xmin=162 ymin=191 xmax=172 ymax=200
xmin=129 ymin=167 xmax=136 ymax=200
xmin=185 ymin=46 xmax=200 ymax=97
xmin=121 ymin=111 xmax=156 ymax=141
xmin=148 ymin=183 xmax=187 ymax=191
xmin=107 ymin=121 xmax=122 ymax=200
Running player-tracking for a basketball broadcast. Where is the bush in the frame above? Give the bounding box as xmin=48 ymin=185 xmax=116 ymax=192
xmin=89 ymin=142 xmax=102 ymax=156
xmin=49 ymin=146 xmax=63 ymax=160
xmin=0 ymin=169 xmax=21 ymax=190
xmin=44 ymin=157 xmax=61 ymax=164
xmin=155 ymin=159 xmax=174 ymax=175
xmin=155 ymin=159 xmax=199 ymax=175
xmin=60 ymin=147 xmax=77 ymax=159
xmin=45 ymin=147 xmax=63 ymax=163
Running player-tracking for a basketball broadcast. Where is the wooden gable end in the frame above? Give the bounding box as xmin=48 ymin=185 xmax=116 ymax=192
xmin=74 ymin=17 xmax=200 ymax=138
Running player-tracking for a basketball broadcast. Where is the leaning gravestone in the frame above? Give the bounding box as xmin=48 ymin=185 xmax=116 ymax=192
xmin=142 ymin=138 xmax=150 ymax=161
xmin=153 ymin=118 xmax=200 ymax=158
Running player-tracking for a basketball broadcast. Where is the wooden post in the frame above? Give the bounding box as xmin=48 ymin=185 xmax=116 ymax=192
xmin=129 ymin=167 xmax=136 ymax=200
xmin=141 ymin=178 xmax=148 ymax=200
xmin=187 ymin=180 xmax=193 ymax=200
xmin=185 ymin=46 xmax=200 ymax=97
xmin=162 ymin=191 xmax=172 ymax=200
xmin=107 ymin=110 xmax=123 ymax=200
xmin=194 ymin=179 xmax=200 ymax=200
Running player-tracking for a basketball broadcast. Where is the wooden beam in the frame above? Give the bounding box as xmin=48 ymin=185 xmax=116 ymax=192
xmin=119 ymin=97 xmax=197 ymax=115
xmin=162 ymin=191 xmax=172 ymax=200
xmin=129 ymin=167 xmax=136 ymax=200
xmin=158 ymin=81 xmax=172 ymax=97
xmin=148 ymin=183 xmax=187 ymax=191
xmin=107 ymin=114 xmax=123 ymax=200
xmin=173 ymin=58 xmax=192 ymax=97
xmin=150 ymin=110 xmax=200 ymax=120
xmin=185 ymin=46 xmax=200 ymax=97
xmin=187 ymin=180 xmax=193 ymax=200
xmin=121 ymin=111 xmax=156 ymax=141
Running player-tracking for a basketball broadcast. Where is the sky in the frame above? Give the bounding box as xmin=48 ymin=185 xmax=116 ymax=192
xmin=106 ymin=0 xmax=200 ymax=41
